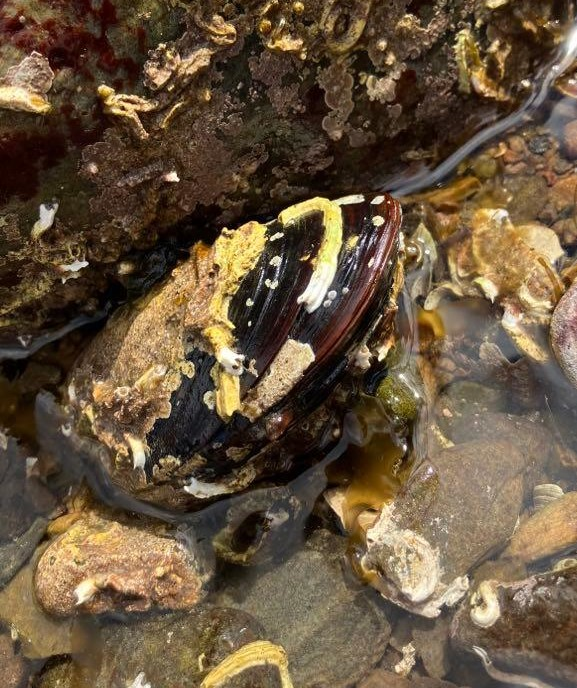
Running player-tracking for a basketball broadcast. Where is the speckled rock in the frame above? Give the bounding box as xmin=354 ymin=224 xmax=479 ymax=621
xmin=220 ymin=529 xmax=391 ymax=688
xmin=34 ymin=512 xmax=207 ymax=616
xmin=361 ymin=438 xmax=528 ymax=617
xmin=452 ymin=565 xmax=577 ymax=688
xmin=0 ymin=630 xmax=30 ymax=688
xmin=37 ymin=607 xmax=281 ymax=688
xmin=357 ymin=670 xmax=464 ymax=688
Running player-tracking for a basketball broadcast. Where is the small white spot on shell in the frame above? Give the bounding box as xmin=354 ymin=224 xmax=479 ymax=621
xmin=372 ymin=215 xmax=385 ymax=227
xmin=203 ymin=390 xmax=216 ymax=410
xmin=342 ymin=287 xmax=350 ymax=295
xmin=371 ymin=195 xmax=385 ymax=205
xmin=265 ymin=278 xmax=279 ymax=289
xmin=60 ymin=423 xmax=72 ymax=437
xmin=323 ymin=299 xmax=332 ymax=308
xmin=368 ymin=257 xmax=375 ymax=267
xmin=246 ymin=298 xmax=254 ymax=307
xmin=327 ymin=289 xmax=337 ymax=300
xmin=269 ymin=255 xmax=282 ymax=267
xmin=269 ymin=231 xmax=285 ymax=241
xmin=335 ymin=194 xmax=365 ymax=205
xmin=248 ymin=320 xmax=252 ymax=327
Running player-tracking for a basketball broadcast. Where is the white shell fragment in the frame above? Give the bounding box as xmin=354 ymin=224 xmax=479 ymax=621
xmin=533 ymin=483 xmax=564 ymax=511
xmin=470 ymin=580 xmax=501 ymax=628
xmin=126 ymin=435 xmax=147 ymax=470
xmin=183 ymin=477 xmax=236 ymax=499
xmin=128 ymin=672 xmax=152 ymax=688
xmin=218 ymin=347 xmax=246 ymax=375
xmin=74 ymin=578 xmax=100 ymax=606
xmin=31 ymin=201 xmax=59 ymax=239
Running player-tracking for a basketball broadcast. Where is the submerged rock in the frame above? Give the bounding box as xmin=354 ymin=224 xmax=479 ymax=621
xmin=34 ymin=512 xmax=207 ymax=616
xmin=37 ymin=607 xmax=281 ymax=688
xmin=0 ymin=629 xmax=30 ymax=688
xmin=221 ymin=529 xmax=391 ymax=688
xmin=360 ymin=438 xmax=528 ymax=617
xmin=0 ymin=550 xmax=73 ymax=659
xmin=0 ymin=434 xmax=55 ymax=587
xmin=452 ymin=565 xmax=577 ymax=688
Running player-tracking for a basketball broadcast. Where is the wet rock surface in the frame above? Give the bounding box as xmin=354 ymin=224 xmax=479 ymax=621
xmin=220 ymin=529 xmax=391 ymax=688
xmin=0 ymin=434 xmax=55 ymax=586
xmin=358 ymin=672 xmax=464 ymax=688
xmin=34 ymin=512 xmax=207 ymax=616
xmin=0 ymin=550 xmax=73 ymax=659
xmin=37 ymin=607 xmax=281 ymax=688
xmin=361 ymin=438 xmax=527 ymax=617
xmin=0 ymin=628 xmax=30 ymax=688
xmin=452 ymin=565 xmax=577 ymax=688
xmin=0 ymin=1 xmax=569 ymax=346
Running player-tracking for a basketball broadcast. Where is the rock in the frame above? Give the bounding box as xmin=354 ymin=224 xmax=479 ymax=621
xmin=37 ymin=607 xmax=281 ymax=688
xmin=361 ymin=439 xmax=527 ymax=617
xmin=0 ymin=1 xmax=569 ymax=348
xmin=551 ymin=278 xmax=577 ymax=389
xmin=358 ymin=669 xmax=463 ymax=688
xmin=0 ymin=434 xmax=55 ymax=587
xmin=0 ymin=551 xmax=73 ymax=659
xmin=563 ymin=120 xmax=577 ymax=160
xmin=0 ymin=630 xmax=30 ymax=688
xmin=221 ymin=529 xmax=391 ymax=688
xmin=452 ymin=565 xmax=577 ymax=688
xmin=0 ymin=517 xmax=49 ymax=588
xmin=436 ymin=410 xmax=552 ymax=482
xmin=411 ymin=616 xmax=452 ymax=679
xmin=34 ymin=512 xmax=207 ymax=616
xmin=551 ymin=174 xmax=577 ymax=213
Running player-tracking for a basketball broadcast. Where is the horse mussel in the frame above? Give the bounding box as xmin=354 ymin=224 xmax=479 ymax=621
xmin=57 ymin=194 xmax=403 ymax=512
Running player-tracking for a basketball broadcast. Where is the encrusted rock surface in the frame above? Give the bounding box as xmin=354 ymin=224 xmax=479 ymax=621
xmin=34 ymin=512 xmax=207 ymax=615
xmin=0 ymin=0 xmax=569 ymax=348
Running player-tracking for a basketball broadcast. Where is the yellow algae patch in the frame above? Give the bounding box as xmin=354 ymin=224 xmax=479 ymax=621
xmin=204 ymin=221 xmax=267 ymax=420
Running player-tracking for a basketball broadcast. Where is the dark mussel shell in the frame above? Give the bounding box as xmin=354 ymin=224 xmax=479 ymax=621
xmin=67 ymin=194 xmax=401 ymax=510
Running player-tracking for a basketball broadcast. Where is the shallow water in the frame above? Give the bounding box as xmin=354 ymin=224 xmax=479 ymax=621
xmin=3 ymin=18 xmax=577 ymax=688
